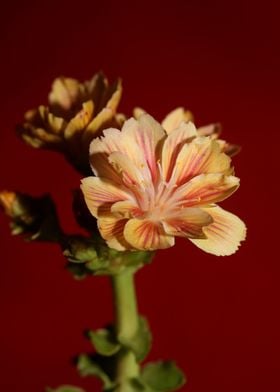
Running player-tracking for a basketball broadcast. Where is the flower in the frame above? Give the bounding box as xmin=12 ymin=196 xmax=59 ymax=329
xmin=81 ymin=114 xmax=246 ymax=255
xmin=17 ymin=72 xmax=124 ymax=174
xmin=134 ymin=107 xmax=240 ymax=157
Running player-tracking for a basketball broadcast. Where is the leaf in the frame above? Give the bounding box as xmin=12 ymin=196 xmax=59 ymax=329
xmin=112 ymin=378 xmax=149 ymax=392
xmin=46 ymin=386 xmax=85 ymax=392
xmin=141 ymin=361 xmax=186 ymax=391
xmin=88 ymin=328 xmax=121 ymax=356
xmin=119 ymin=317 xmax=152 ymax=362
xmin=77 ymin=353 xmax=114 ymax=389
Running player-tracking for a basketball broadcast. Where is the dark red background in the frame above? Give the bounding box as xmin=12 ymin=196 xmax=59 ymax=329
xmin=0 ymin=1 xmax=279 ymax=391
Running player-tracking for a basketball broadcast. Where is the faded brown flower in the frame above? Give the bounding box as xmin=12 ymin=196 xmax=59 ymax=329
xmin=17 ymin=72 xmax=124 ymax=174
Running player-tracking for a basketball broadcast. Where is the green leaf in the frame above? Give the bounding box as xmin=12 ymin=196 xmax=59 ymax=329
xmin=119 ymin=317 xmax=152 ymax=362
xmin=88 ymin=328 xmax=121 ymax=356
xmin=141 ymin=361 xmax=186 ymax=391
xmin=77 ymin=353 xmax=114 ymax=389
xmin=111 ymin=379 xmax=149 ymax=392
xmin=46 ymin=386 xmax=85 ymax=392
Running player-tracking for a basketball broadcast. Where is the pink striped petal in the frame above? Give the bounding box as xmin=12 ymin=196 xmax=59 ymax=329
xmin=163 ymin=207 xmax=213 ymax=238
xmin=174 ymin=173 xmax=240 ymax=207
xmin=98 ymin=216 xmax=130 ymax=251
xmin=161 ymin=122 xmax=197 ymax=182
xmin=161 ymin=107 xmax=194 ymax=134
xmin=170 ymin=137 xmax=232 ymax=186
xmin=108 ymin=151 xmax=153 ymax=211
xmin=111 ymin=200 xmax=142 ymax=219
xmin=190 ymin=206 xmax=246 ymax=256
xmin=124 ymin=219 xmax=175 ymax=250
xmin=80 ymin=177 xmax=131 ymax=217
xmin=122 ymin=114 xmax=165 ymax=182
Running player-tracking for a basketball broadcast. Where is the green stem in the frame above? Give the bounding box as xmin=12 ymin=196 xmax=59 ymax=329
xmin=111 ymin=268 xmax=140 ymax=387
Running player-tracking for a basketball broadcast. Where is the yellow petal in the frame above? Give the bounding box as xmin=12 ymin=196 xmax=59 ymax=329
xmin=111 ymin=200 xmax=141 ymax=219
xmin=190 ymin=206 xmax=246 ymax=256
xmin=82 ymin=106 xmax=114 ymax=144
xmin=80 ymin=176 xmax=131 ymax=218
xmin=163 ymin=207 xmax=213 ymax=238
xmin=105 ymin=78 xmax=122 ymax=112
xmin=98 ymin=216 xmax=130 ymax=251
xmin=0 ymin=191 xmax=16 ymax=216
xmin=64 ymin=100 xmax=94 ymax=140
xmin=84 ymin=72 xmax=107 ymax=109
xmin=197 ymin=123 xmax=222 ymax=137
xmin=222 ymin=141 xmax=241 ymax=157
xmin=124 ymin=218 xmax=175 ymax=250
xmin=48 ymin=77 xmax=81 ymax=110
xmin=174 ymin=173 xmax=240 ymax=207
xmin=133 ymin=107 xmax=146 ymax=119
xmin=170 ymin=137 xmax=232 ymax=186
xmin=161 ymin=107 xmax=194 ymax=134
xmin=161 ymin=121 xmax=197 ymax=182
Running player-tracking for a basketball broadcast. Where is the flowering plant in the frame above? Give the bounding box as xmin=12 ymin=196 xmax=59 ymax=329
xmin=1 ymin=72 xmax=246 ymax=392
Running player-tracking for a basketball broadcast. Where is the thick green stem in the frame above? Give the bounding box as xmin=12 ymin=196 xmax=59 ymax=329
xmin=111 ymin=268 xmax=140 ymax=387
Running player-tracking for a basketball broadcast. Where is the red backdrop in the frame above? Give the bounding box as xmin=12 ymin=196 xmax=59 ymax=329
xmin=1 ymin=1 xmax=279 ymax=391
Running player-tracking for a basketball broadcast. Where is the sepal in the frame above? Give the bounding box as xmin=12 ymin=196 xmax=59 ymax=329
xmin=63 ymin=235 xmax=155 ymax=278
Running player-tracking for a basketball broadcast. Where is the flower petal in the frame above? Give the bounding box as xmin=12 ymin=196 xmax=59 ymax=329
xmin=124 ymin=219 xmax=175 ymax=250
xmin=174 ymin=173 xmax=240 ymax=207
xmin=89 ymin=128 xmax=125 ymax=182
xmin=111 ymin=200 xmax=142 ymax=219
xmin=163 ymin=207 xmax=213 ymax=238
xmin=170 ymin=137 xmax=232 ymax=186
xmin=161 ymin=121 xmax=198 ymax=182
xmin=80 ymin=177 xmax=131 ymax=217
xmin=64 ymin=100 xmax=94 ymax=140
xmin=133 ymin=107 xmax=146 ymax=119
xmin=122 ymin=114 xmax=165 ymax=182
xmin=83 ymin=107 xmax=114 ymax=144
xmin=161 ymin=107 xmax=194 ymax=134
xmin=48 ymin=77 xmax=81 ymax=111
xmin=98 ymin=216 xmax=130 ymax=251
xmin=190 ymin=206 xmax=246 ymax=256
xmin=197 ymin=123 xmax=222 ymax=137
xmin=108 ymin=151 xmax=153 ymax=211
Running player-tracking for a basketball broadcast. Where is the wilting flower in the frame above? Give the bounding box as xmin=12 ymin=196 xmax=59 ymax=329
xmin=17 ymin=72 xmax=124 ymax=174
xmin=134 ymin=107 xmax=240 ymax=157
xmin=0 ymin=191 xmax=61 ymax=241
xmin=81 ymin=114 xmax=246 ymax=255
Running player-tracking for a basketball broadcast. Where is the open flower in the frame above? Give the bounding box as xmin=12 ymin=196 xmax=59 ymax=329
xmin=17 ymin=72 xmax=124 ymax=174
xmin=134 ymin=107 xmax=240 ymax=157
xmin=81 ymin=114 xmax=246 ymax=255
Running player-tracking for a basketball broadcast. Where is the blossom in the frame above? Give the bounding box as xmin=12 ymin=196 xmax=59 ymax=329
xmin=17 ymin=72 xmax=124 ymax=174
xmin=134 ymin=107 xmax=240 ymax=157
xmin=81 ymin=114 xmax=246 ymax=255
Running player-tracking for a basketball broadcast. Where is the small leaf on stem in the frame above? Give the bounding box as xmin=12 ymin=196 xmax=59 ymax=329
xmin=141 ymin=361 xmax=186 ymax=391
